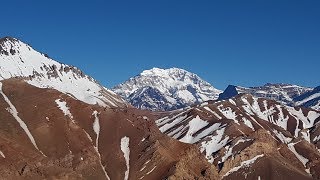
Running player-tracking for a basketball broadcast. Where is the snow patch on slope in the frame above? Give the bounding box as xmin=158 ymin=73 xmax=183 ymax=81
xmin=84 ymin=129 xmax=110 ymax=180
xmin=223 ymin=154 xmax=264 ymax=177
xmin=158 ymin=114 xmax=188 ymax=133
xmin=221 ymin=138 xmax=252 ymax=163
xmin=218 ymin=106 xmax=237 ymax=120
xmin=273 ymin=129 xmax=292 ymax=144
xmin=28 ymin=74 xmax=109 ymax=107
xmin=288 ymin=142 xmax=309 ymax=167
xmin=121 ymin=136 xmax=130 ymax=180
xmin=0 ymin=150 xmax=5 ymax=158
xmin=55 ymin=99 xmax=75 ymax=123
xmin=288 ymin=107 xmax=320 ymax=129
xmin=92 ymin=111 xmax=100 ymax=148
xmin=204 ymin=106 xmax=222 ymax=119
xmin=242 ymin=117 xmax=255 ymax=130
xmin=146 ymin=166 xmax=157 ymax=175
xmin=200 ymin=126 xmax=229 ymax=163
xmin=0 ymin=82 xmax=42 ymax=153
xmin=180 ymin=116 xmax=209 ymax=143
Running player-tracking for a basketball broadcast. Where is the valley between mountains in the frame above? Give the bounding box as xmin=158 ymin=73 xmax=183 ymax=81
xmin=0 ymin=37 xmax=320 ymax=180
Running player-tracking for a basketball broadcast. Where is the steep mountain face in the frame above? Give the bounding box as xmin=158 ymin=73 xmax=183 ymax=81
xmin=0 ymin=37 xmax=126 ymax=108
xmin=218 ymin=83 xmax=312 ymax=106
xmin=294 ymin=86 xmax=320 ymax=110
xmin=112 ymin=67 xmax=222 ymax=111
xmin=127 ymin=86 xmax=175 ymax=111
xmin=156 ymin=94 xmax=320 ymax=179
xmin=0 ymin=79 xmax=217 ymax=179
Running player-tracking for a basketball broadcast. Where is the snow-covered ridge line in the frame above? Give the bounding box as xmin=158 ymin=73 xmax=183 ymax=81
xmin=0 ymin=82 xmax=42 ymax=153
xmin=121 ymin=136 xmax=130 ymax=180
xmin=0 ymin=37 xmax=126 ymax=108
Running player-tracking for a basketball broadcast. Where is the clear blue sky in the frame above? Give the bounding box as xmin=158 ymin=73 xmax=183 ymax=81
xmin=1 ymin=0 xmax=319 ymax=90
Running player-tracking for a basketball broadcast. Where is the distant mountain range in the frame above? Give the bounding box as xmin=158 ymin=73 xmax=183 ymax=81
xmin=113 ymin=68 xmax=319 ymax=111
xmin=294 ymin=86 xmax=320 ymax=110
xmin=1 ymin=36 xmax=320 ymax=179
xmin=218 ymin=83 xmax=320 ymax=110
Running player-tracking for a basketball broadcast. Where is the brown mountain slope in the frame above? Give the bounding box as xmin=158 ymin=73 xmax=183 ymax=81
xmin=0 ymin=78 xmax=217 ymax=180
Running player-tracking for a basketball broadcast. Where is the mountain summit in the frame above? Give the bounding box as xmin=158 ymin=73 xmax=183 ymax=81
xmin=112 ymin=67 xmax=222 ymax=111
xmin=0 ymin=37 xmax=127 ymax=107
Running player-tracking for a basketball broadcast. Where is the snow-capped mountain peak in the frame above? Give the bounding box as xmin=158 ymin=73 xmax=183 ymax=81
xmin=1 ymin=37 xmax=21 ymax=50
xmin=112 ymin=67 xmax=222 ymax=111
xmin=0 ymin=36 xmax=126 ymax=108
xmin=141 ymin=67 xmax=193 ymax=78
xmin=140 ymin=67 xmax=171 ymax=76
